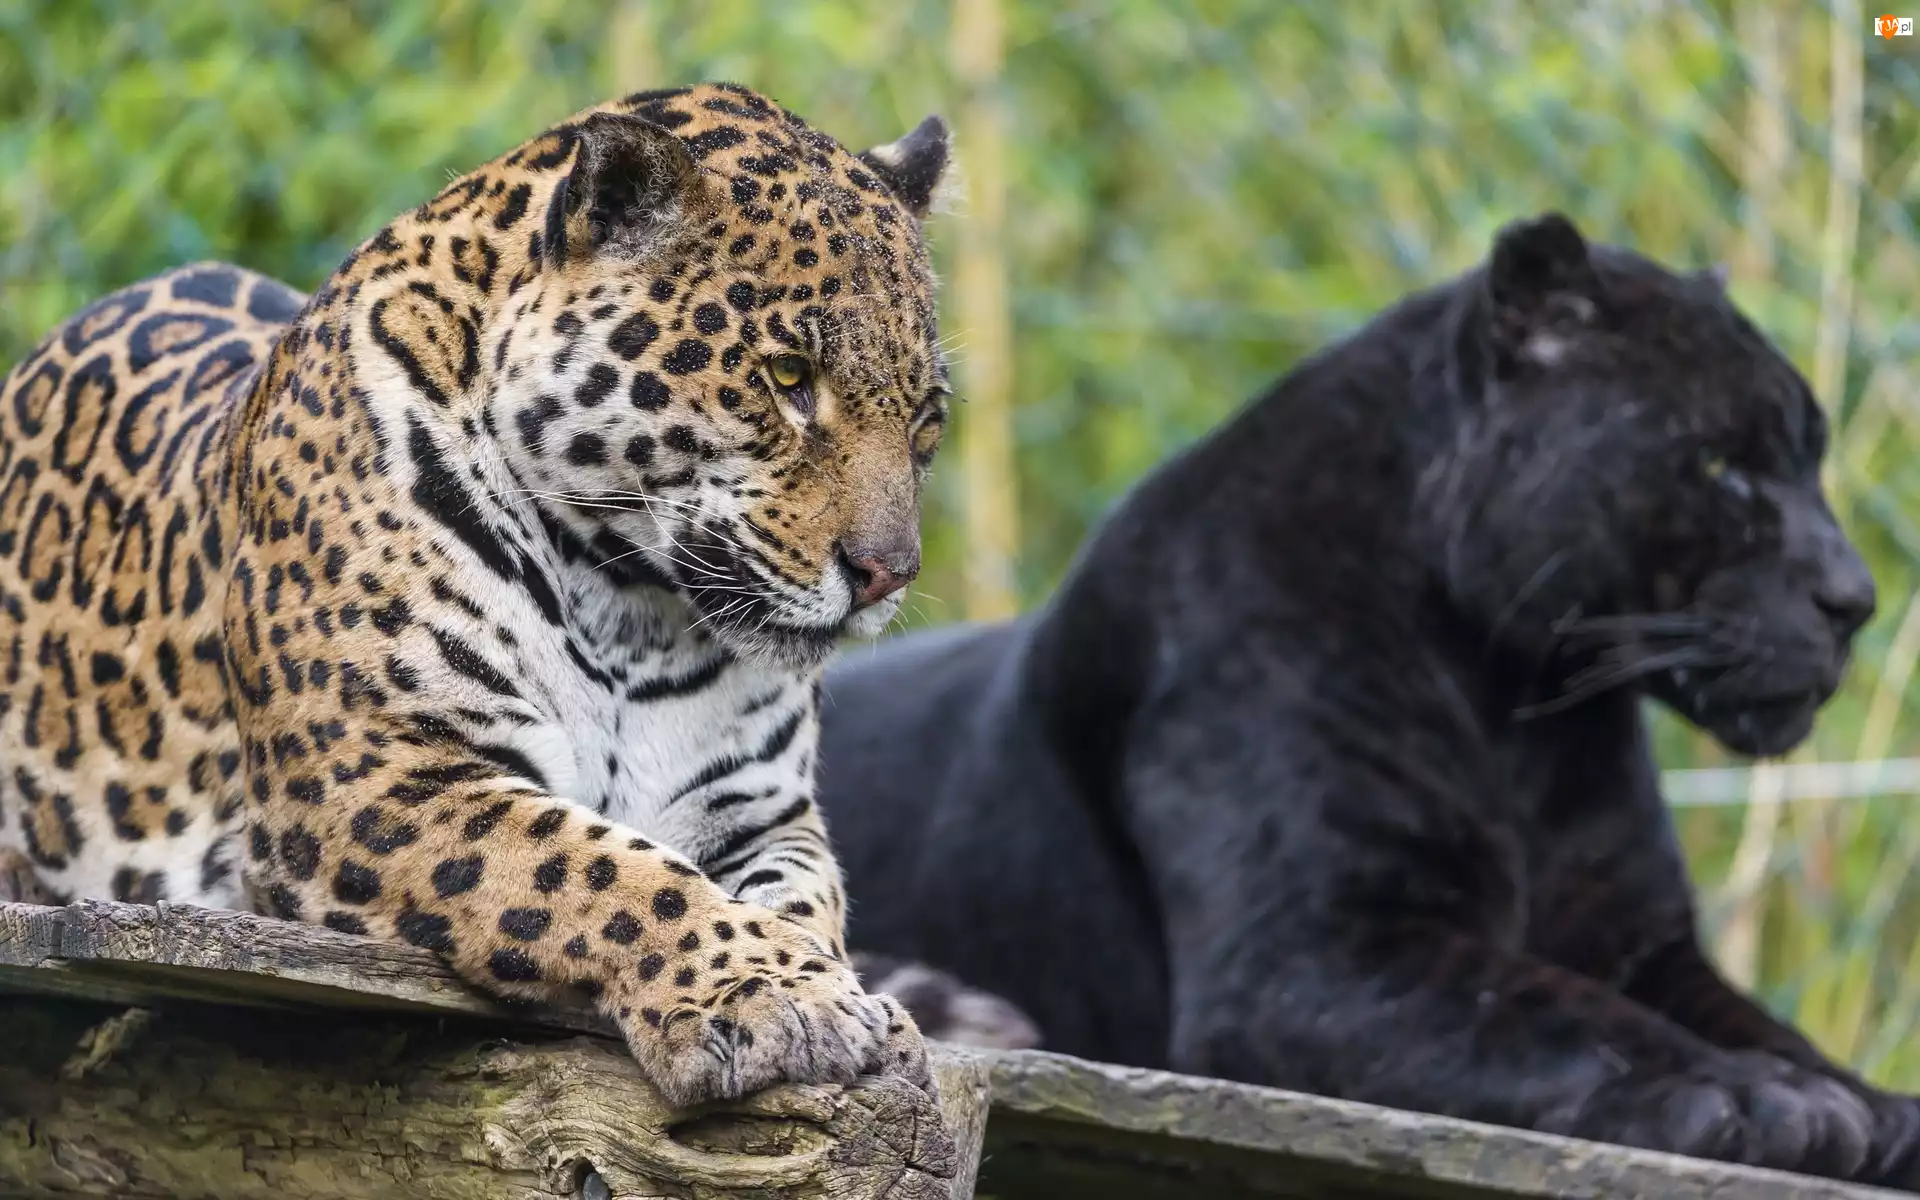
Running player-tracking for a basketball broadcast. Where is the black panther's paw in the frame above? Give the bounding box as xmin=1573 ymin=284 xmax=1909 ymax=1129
xmin=1559 ymin=1051 xmax=1872 ymax=1180
xmin=851 ymin=952 xmax=1043 ymax=1050
xmin=1853 ymin=1086 xmax=1920 ymax=1190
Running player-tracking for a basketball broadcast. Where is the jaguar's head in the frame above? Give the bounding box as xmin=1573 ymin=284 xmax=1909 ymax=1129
xmin=1429 ymin=213 xmax=1875 ymax=756
xmin=494 ymin=84 xmax=951 ymax=670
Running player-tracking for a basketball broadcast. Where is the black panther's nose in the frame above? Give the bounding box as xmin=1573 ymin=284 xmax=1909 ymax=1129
xmin=1813 ymin=551 xmax=1876 ymax=641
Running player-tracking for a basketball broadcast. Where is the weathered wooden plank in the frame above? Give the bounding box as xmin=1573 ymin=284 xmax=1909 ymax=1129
xmin=969 ymin=1049 xmax=1909 ymax=1199
xmin=0 ymin=898 xmax=606 ymax=1032
xmin=1 ymin=900 xmax=1906 ymax=1200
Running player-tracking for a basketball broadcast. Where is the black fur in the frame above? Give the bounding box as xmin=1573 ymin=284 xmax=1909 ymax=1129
xmin=851 ymin=951 xmax=1042 ymax=1050
xmin=856 ymin=115 xmax=949 ymax=220
xmin=824 ymin=214 xmax=1920 ymax=1185
xmin=546 ymin=112 xmax=699 ymax=266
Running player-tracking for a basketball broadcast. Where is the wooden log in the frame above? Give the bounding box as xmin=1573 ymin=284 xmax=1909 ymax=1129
xmin=0 ymin=994 xmax=980 ymax=1199
xmin=0 ymin=901 xmax=984 ymax=1199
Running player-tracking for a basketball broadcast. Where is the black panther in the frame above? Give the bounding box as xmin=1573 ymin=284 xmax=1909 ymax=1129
xmin=820 ymin=214 xmax=1920 ymax=1185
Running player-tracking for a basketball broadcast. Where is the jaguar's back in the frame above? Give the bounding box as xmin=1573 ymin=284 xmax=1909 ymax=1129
xmin=0 ymin=263 xmax=306 ymax=906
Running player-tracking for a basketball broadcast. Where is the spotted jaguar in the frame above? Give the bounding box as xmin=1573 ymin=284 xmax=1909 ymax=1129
xmin=0 ymin=82 xmax=953 ymax=1106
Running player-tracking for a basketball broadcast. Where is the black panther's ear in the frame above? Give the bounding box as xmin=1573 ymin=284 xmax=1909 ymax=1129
xmin=857 ymin=115 xmax=951 ymax=220
xmin=1486 ymin=212 xmax=1602 ymax=369
xmin=544 ymin=111 xmax=702 ymax=268
xmin=1702 ymin=262 xmax=1731 ymax=290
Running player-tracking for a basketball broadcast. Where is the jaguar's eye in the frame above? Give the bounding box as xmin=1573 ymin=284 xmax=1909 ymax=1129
xmin=769 ymin=354 xmax=812 ymax=391
xmin=1702 ymin=453 xmax=1729 ymax=480
xmin=910 ymin=397 xmax=948 ymax=464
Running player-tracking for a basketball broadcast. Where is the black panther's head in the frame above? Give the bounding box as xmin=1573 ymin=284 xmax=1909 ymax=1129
xmin=1426 ymin=212 xmax=1875 ymax=756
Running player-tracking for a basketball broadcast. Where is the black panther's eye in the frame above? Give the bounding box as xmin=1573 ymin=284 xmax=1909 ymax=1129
xmin=1702 ymin=451 xmax=1754 ymax=501
xmin=766 ymin=354 xmax=815 ymax=420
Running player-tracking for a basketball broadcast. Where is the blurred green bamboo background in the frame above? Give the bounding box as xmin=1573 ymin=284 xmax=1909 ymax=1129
xmin=5 ymin=0 xmax=1920 ymax=1084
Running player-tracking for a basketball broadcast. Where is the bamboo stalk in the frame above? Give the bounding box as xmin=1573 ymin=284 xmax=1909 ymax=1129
xmin=1717 ymin=758 xmax=1787 ymax=989
xmin=1832 ymin=591 xmax=1920 ymax=945
xmin=1712 ymin=0 xmax=1795 ymax=990
xmin=1730 ymin=0 xmax=1788 ymax=288
xmin=1790 ymin=0 xmax=1867 ymax=927
xmin=950 ymin=0 xmax=1019 ymax=621
xmin=607 ymin=1 xmax=662 ymax=96
xmin=1812 ymin=0 xmax=1864 ymax=425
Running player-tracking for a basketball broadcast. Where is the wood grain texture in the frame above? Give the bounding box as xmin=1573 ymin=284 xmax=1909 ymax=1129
xmin=0 ymin=900 xmax=979 ymax=1200
xmin=0 ymin=996 xmax=975 ymax=1200
xmin=0 ymin=897 xmax=606 ymax=1031
xmin=1 ymin=900 xmax=1906 ymax=1199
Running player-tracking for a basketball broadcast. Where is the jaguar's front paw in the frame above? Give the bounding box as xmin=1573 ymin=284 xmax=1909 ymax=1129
xmin=610 ymin=909 xmax=901 ymax=1108
xmin=866 ymin=990 xmax=936 ymax=1095
xmin=1564 ymin=1051 xmax=1872 ymax=1180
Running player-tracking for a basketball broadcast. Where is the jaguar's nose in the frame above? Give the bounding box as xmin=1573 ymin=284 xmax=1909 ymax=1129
xmin=838 ymin=541 xmax=919 ymax=609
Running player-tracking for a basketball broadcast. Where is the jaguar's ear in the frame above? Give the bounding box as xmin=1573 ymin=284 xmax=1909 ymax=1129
xmin=1702 ymin=262 xmax=1731 ymax=290
xmin=856 ymin=115 xmax=951 ymax=220
xmin=544 ymin=111 xmax=701 ymax=268
xmin=1486 ymin=212 xmax=1602 ymax=370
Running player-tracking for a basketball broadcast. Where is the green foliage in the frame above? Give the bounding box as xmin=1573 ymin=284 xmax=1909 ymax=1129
xmin=6 ymin=0 xmax=1920 ymax=1085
